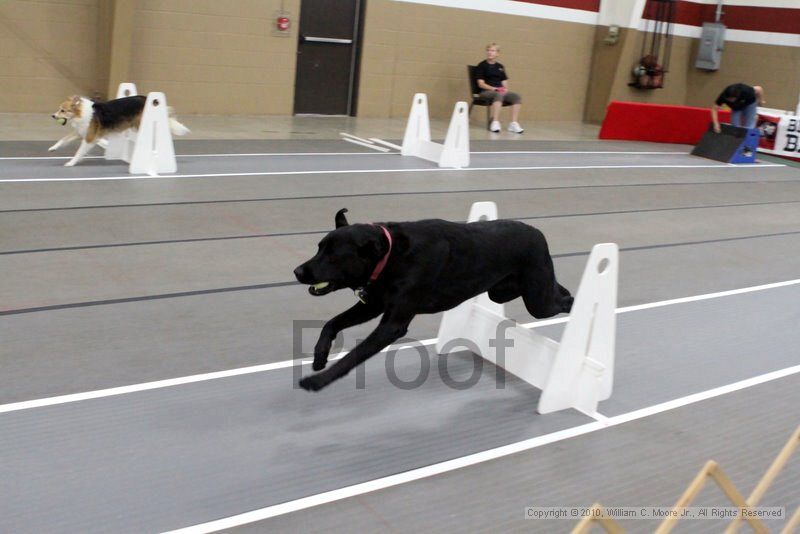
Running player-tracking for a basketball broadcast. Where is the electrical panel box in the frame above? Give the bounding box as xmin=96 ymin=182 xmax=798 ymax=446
xmin=696 ymin=22 xmax=726 ymax=70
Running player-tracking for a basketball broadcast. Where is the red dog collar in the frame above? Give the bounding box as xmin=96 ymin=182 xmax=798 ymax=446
xmin=369 ymin=225 xmax=392 ymax=282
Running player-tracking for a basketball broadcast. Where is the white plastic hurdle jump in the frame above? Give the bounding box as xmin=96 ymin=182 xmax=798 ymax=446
xmin=436 ymin=202 xmax=618 ymax=415
xmin=103 ymin=83 xmax=178 ymax=176
xmin=129 ymin=92 xmax=178 ymax=175
xmin=401 ymin=93 xmax=470 ymax=168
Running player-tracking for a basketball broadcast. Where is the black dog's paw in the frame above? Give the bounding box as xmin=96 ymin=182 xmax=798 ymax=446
xmin=299 ymin=374 xmax=327 ymax=392
xmin=312 ymin=340 xmax=332 ymax=371
xmin=562 ymin=295 xmax=574 ymax=313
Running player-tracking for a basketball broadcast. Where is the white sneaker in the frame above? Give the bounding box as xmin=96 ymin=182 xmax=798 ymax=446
xmin=489 ymin=120 xmax=501 ymax=133
xmin=508 ymin=121 xmax=524 ymax=133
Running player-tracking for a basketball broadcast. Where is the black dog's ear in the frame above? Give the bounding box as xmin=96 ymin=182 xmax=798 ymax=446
xmin=357 ymin=232 xmax=384 ymax=260
xmin=335 ymin=208 xmax=349 ymax=228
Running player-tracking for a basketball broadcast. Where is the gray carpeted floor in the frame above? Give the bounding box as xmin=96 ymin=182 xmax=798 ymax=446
xmin=1 ymin=139 xmax=798 ymax=533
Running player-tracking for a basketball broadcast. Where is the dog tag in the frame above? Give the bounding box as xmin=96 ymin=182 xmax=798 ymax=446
xmin=354 ymin=287 xmax=369 ymax=304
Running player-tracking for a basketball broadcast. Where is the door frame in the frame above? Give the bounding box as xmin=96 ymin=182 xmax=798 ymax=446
xmin=292 ymin=0 xmax=367 ymax=116
xmin=346 ymin=0 xmax=366 ymax=116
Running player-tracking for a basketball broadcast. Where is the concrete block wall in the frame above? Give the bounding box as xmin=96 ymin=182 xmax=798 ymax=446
xmin=0 ymin=0 xmax=110 ymax=112
xmin=1 ymin=0 xmax=797 ymax=122
xmin=128 ymin=0 xmax=300 ymax=114
xmin=358 ymin=0 xmax=596 ymax=121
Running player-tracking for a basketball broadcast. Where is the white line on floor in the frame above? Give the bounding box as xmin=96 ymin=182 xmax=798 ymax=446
xmin=162 ymin=363 xmax=800 ymax=534
xmin=1 ymin=278 xmax=797 ymax=415
xmin=0 ymin=150 xmax=691 ymax=160
xmin=0 ymin=163 xmax=783 ymax=183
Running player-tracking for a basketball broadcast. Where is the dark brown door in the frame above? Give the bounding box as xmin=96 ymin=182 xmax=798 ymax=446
xmin=293 ymin=0 xmax=362 ymax=115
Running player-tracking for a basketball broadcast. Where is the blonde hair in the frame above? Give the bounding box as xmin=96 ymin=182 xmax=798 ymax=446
xmin=486 ymin=43 xmax=499 ymax=51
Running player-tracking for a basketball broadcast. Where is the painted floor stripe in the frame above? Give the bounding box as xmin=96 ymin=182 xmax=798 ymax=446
xmin=0 ymin=163 xmax=783 ymax=183
xmin=1 ymin=278 xmax=797 ymax=415
xmin=3 ymin=179 xmax=799 ymax=214
xmin=0 ymin=150 xmax=690 ymax=161
xmin=160 ymin=421 xmax=604 ymax=534
xmin=162 ymin=363 xmax=800 ymax=534
xmin=7 ymin=200 xmax=798 ymax=257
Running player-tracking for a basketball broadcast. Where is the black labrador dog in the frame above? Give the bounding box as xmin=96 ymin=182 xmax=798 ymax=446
xmin=293 ymin=209 xmax=573 ymax=391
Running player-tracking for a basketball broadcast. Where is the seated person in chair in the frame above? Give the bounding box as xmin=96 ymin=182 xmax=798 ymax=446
xmin=475 ymin=43 xmax=523 ymax=133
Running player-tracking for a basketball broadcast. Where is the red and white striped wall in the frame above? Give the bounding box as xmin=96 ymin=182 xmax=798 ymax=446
xmin=639 ymin=0 xmax=800 ymax=47
xmin=393 ymin=0 xmax=601 ymax=25
xmin=395 ymin=0 xmax=800 ymax=47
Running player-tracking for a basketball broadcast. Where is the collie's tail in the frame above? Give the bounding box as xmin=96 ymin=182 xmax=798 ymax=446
xmin=169 ymin=117 xmax=190 ymax=136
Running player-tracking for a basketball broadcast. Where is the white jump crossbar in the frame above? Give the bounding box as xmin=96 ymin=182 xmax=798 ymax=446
xmin=436 ymin=202 xmax=618 ymax=415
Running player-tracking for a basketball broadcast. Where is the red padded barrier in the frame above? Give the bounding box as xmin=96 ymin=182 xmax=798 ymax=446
xmin=599 ymin=101 xmax=730 ymax=144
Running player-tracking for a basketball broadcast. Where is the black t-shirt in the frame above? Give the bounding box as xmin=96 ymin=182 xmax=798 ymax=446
xmin=475 ymin=60 xmax=508 ymax=88
xmin=715 ymin=83 xmax=756 ymax=110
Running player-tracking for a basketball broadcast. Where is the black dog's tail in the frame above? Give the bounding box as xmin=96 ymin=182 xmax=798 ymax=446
xmin=557 ymin=283 xmax=571 ymax=297
xmin=557 ymin=283 xmax=573 ymax=314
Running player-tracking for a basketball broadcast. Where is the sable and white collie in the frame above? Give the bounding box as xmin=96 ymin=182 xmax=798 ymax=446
xmin=50 ymin=95 xmax=190 ymax=166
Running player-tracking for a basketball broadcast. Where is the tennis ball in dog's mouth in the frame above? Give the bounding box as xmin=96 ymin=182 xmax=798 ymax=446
xmin=313 ymin=282 xmax=329 ymax=290
xmin=54 ymin=117 xmax=67 ymax=125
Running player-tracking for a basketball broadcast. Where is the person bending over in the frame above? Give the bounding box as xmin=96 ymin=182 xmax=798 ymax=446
xmin=711 ymin=83 xmax=765 ymax=133
xmin=475 ymin=43 xmax=523 ymax=134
